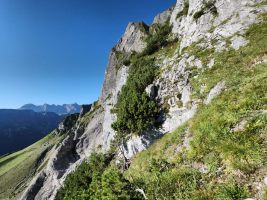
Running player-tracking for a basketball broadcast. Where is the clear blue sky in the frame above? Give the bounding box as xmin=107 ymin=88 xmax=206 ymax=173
xmin=0 ymin=0 xmax=175 ymax=109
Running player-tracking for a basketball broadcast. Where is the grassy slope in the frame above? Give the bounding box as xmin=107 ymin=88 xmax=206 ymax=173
xmin=0 ymin=132 xmax=62 ymax=200
xmin=125 ymin=13 xmax=267 ymax=200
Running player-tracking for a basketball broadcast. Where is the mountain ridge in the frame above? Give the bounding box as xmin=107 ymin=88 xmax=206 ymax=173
xmin=0 ymin=109 xmax=64 ymax=156
xmin=20 ymin=103 xmax=81 ymax=115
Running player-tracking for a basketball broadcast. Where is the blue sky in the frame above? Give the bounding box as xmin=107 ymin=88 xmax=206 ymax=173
xmin=0 ymin=0 xmax=175 ymax=109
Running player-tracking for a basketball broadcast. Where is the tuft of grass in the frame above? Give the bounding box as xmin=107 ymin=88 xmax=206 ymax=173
xmin=216 ymin=179 xmax=250 ymax=200
xmin=254 ymin=0 xmax=267 ymax=7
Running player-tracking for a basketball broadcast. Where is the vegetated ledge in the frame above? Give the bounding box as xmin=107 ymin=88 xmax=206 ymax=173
xmin=55 ymin=11 xmax=267 ymax=200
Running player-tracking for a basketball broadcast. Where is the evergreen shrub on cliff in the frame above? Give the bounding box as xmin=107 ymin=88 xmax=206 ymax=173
xmin=55 ymin=153 xmax=140 ymax=200
xmin=111 ymin=57 xmax=159 ymax=137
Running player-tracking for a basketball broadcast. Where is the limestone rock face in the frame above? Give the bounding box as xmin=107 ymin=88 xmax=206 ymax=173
xmin=21 ymin=1 xmax=267 ymax=199
xmin=116 ymin=22 xmax=148 ymax=53
xmin=101 ymin=65 xmax=129 ymax=152
xmin=153 ymin=6 xmax=174 ymax=26
xmin=204 ymin=81 xmax=225 ymax=104
xmin=153 ymin=52 xmax=200 ymax=134
xmin=170 ymin=0 xmax=267 ymax=52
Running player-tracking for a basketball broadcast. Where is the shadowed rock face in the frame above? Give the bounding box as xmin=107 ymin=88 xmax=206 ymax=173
xmin=58 ymin=113 xmax=80 ymax=135
xmin=20 ymin=1 xmax=267 ymax=199
xmin=79 ymin=104 xmax=92 ymax=117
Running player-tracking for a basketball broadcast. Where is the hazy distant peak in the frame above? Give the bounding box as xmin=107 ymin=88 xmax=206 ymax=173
xmin=20 ymin=103 xmax=81 ymax=115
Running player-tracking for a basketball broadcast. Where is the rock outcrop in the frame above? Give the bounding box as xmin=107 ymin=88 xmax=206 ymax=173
xmin=79 ymin=104 xmax=92 ymax=117
xmin=153 ymin=6 xmax=174 ymax=26
xmin=115 ymin=22 xmax=149 ymax=53
xmin=21 ymin=0 xmax=267 ymax=199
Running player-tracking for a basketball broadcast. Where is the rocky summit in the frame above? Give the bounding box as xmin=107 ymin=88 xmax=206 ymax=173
xmin=1 ymin=0 xmax=266 ymax=199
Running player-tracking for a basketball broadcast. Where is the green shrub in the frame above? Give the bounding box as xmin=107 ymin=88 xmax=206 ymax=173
xmin=56 ymin=153 xmax=140 ymax=200
xmin=101 ymin=165 xmax=139 ymax=200
xmin=193 ymin=10 xmax=205 ymax=20
xmin=111 ymin=22 xmax=174 ymax=143
xmin=111 ymin=57 xmax=160 ymax=138
xmin=141 ymin=22 xmax=172 ymax=56
xmin=55 ymin=153 xmax=109 ymax=200
xmin=122 ymin=59 xmax=131 ymax=66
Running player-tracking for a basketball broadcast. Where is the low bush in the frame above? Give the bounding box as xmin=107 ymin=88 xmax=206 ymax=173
xmin=55 ymin=153 xmax=140 ymax=200
xmin=141 ymin=22 xmax=172 ymax=56
xmin=216 ymin=179 xmax=250 ymax=200
xmin=111 ymin=57 xmax=160 ymax=138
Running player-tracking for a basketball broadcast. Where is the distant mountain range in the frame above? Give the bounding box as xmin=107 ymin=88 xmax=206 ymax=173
xmin=0 ymin=109 xmax=64 ymax=155
xmin=20 ymin=103 xmax=81 ymax=115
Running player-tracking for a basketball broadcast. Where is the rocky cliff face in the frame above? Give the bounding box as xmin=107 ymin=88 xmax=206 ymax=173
xmin=21 ymin=0 xmax=267 ymax=199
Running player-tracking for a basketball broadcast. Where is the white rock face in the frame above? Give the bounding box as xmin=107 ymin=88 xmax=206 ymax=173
xmin=205 ymin=81 xmax=225 ymax=104
xmin=122 ymin=136 xmax=147 ymax=159
xmin=153 ymin=6 xmax=174 ymax=26
xmin=170 ymin=0 xmax=266 ymax=52
xmin=101 ymin=65 xmax=129 ymax=152
xmin=121 ymin=129 xmax=163 ymax=159
xmin=231 ymin=35 xmax=249 ymax=50
xmin=208 ymin=58 xmax=215 ymax=68
xmin=163 ymin=106 xmax=197 ymax=133
xmin=116 ymin=22 xmax=148 ymax=53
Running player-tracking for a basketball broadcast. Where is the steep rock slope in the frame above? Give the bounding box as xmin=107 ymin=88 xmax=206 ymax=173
xmin=20 ymin=0 xmax=267 ymax=199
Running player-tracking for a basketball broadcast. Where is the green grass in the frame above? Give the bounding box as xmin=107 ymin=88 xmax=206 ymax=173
xmin=0 ymin=132 xmax=62 ymax=200
xmin=125 ymin=12 xmax=267 ymax=200
xmin=254 ymin=0 xmax=267 ymax=7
